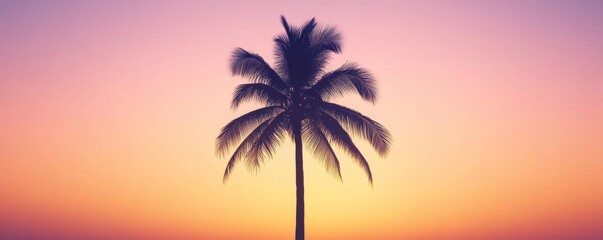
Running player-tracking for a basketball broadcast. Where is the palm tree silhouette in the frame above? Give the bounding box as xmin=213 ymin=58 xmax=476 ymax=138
xmin=216 ymin=16 xmax=391 ymax=240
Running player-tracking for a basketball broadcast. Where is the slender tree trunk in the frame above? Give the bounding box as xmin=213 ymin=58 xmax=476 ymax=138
xmin=294 ymin=122 xmax=304 ymax=240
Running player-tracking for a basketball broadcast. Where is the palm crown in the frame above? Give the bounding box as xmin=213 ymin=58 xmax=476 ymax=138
xmin=216 ymin=16 xmax=391 ymax=184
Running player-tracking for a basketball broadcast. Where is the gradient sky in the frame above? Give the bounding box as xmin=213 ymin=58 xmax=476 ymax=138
xmin=1 ymin=1 xmax=602 ymax=239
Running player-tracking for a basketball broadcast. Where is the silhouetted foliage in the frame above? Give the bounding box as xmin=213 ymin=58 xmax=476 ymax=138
xmin=216 ymin=16 xmax=391 ymax=240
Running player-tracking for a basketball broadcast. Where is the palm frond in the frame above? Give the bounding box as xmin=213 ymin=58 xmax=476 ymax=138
xmin=319 ymin=102 xmax=391 ymax=156
xmin=230 ymin=48 xmax=288 ymax=90
xmin=311 ymin=25 xmax=342 ymax=54
xmin=231 ymin=83 xmax=289 ymax=109
xmin=280 ymin=15 xmax=291 ymax=39
xmin=303 ymin=26 xmax=343 ymax=86
xmin=222 ymin=112 xmax=289 ymax=182
xmin=223 ymin=118 xmax=273 ymax=182
xmin=317 ymin=112 xmax=373 ymax=184
xmin=310 ymin=62 xmax=377 ymax=103
xmin=273 ymin=35 xmax=291 ymax=83
xmin=303 ymin=119 xmax=342 ymax=181
xmin=300 ymin=18 xmax=317 ymax=41
xmin=280 ymin=15 xmax=300 ymax=43
xmin=244 ymin=112 xmax=290 ymax=171
xmin=216 ymin=106 xmax=285 ymax=157
xmin=274 ymin=17 xmax=323 ymax=89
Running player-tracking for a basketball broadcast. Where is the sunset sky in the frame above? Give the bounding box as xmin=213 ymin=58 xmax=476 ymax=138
xmin=1 ymin=1 xmax=602 ymax=239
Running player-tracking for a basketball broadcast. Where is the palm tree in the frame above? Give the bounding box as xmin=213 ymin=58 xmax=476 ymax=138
xmin=216 ymin=16 xmax=391 ymax=240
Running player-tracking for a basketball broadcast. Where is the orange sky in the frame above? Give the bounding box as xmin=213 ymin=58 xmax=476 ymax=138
xmin=1 ymin=1 xmax=602 ymax=239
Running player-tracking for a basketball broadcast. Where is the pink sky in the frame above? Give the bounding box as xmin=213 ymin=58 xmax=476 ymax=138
xmin=1 ymin=1 xmax=602 ymax=239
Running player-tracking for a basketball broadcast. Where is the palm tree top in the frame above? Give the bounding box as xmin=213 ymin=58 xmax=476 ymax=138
xmin=217 ymin=16 xmax=391 ymax=184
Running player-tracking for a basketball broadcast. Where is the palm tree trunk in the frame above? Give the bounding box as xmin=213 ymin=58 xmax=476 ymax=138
xmin=293 ymin=122 xmax=304 ymax=240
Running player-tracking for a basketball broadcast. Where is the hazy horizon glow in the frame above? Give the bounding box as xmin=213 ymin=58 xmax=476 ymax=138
xmin=1 ymin=1 xmax=602 ymax=239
